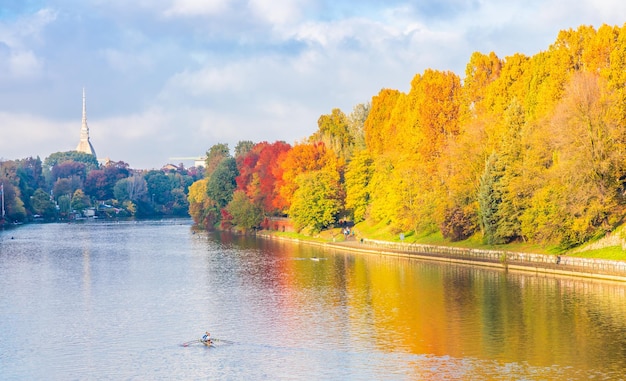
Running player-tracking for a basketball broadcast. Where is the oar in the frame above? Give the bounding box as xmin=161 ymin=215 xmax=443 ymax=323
xmin=180 ymin=339 xmax=200 ymax=347
xmin=212 ymin=338 xmax=234 ymax=344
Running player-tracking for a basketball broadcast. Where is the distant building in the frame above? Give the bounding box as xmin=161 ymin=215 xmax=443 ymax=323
xmin=194 ymin=157 xmax=206 ymax=168
xmin=76 ymin=88 xmax=97 ymax=158
xmin=162 ymin=163 xmax=182 ymax=172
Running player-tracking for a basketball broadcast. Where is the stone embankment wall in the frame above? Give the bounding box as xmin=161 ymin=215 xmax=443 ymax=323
xmin=354 ymin=239 xmax=626 ymax=281
xmin=257 ymin=232 xmax=626 ymax=281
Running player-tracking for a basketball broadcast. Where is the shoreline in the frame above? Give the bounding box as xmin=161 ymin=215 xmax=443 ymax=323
xmin=256 ymin=232 xmax=626 ymax=283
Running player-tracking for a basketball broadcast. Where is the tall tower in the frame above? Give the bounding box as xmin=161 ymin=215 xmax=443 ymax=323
xmin=76 ymin=88 xmax=97 ymax=158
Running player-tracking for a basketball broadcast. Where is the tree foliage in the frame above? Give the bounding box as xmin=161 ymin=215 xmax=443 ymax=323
xmin=205 ymin=143 xmax=230 ymax=178
xmin=289 ymin=169 xmax=342 ymax=234
xmin=226 ymin=190 xmax=263 ymax=230
xmin=44 ymin=151 xmax=99 ymax=172
xmin=95 ymin=23 xmax=626 ymax=251
xmin=207 ymin=157 xmax=238 ymax=210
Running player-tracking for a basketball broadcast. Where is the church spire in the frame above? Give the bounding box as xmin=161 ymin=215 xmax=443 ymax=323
xmin=76 ymin=87 xmax=97 ymax=158
xmin=82 ymin=87 xmax=87 ymax=127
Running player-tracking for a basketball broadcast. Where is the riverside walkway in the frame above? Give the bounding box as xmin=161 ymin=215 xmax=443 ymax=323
xmin=329 ymin=238 xmax=626 ymax=282
xmin=260 ymin=233 xmax=626 ymax=282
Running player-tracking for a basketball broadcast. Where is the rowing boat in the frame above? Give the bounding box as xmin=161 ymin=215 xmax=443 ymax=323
xmin=181 ymin=337 xmax=233 ymax=347
xmin=201 ymin=340 xmax=215 ymax=347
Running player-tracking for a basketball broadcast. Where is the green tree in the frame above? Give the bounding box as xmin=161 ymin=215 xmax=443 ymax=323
xmin=205 ymin=143 xmax=230 ymax=177
xmin=31 ymin=188 xmax=56 ymax=220
xmin=493 ymin=99 xmax=526 ymax=243
xmin=226 ymin=190 xmax=263 ymax=230
xmin=478 ymin=153 xmax=502 ymax=245
xmin=44 ymin=151 xmax=99 ymax=172
xmin=289 ymin=169 xmax=342 ymax=234
xmin=144 ymin=170 xmax=172 ymax=206
xmin=114 ymin=176 xmax=148 ymax=203
xmin=235 ymin=140 xmax=255 ymax=158
xmin=71 ymin=189 xmax=91 ymax=212
xmin=57 ymin=194 xmax=71 ymax=217
xmin=171 ymin=188 xmax=190 ymax=216
xmin=16 ymin=157 xmax=44 ymax=215
xmin=207 ymin=157 xmax=238 ymax=209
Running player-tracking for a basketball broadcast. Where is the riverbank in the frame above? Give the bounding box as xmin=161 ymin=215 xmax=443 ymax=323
xmin=256 ymin=231 xmax=626 ymax=283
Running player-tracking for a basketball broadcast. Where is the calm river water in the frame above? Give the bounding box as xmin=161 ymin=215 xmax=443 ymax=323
xmin=1 ymin=219 xmax=626 ymax=380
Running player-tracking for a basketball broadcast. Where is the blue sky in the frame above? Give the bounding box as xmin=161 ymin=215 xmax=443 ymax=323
xmin=1 ymin=0 xmax=625 ymax=169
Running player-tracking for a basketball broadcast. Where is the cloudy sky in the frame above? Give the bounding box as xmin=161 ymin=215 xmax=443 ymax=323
xmin=1 ymin=0 xmax=625 ymax=169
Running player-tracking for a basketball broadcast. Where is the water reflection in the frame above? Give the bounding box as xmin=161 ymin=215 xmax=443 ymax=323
xmin=2 ymin=222 xmax=626 ymax=379
xmin=206 ymin=232 xmax=626 ymax=379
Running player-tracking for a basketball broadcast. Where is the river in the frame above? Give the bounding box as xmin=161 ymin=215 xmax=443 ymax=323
xmin=1 ymin=219 xmax=625 ymax=380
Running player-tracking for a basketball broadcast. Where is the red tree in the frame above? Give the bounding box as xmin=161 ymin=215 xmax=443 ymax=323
xmin=235 ymin=141 xmax=291 ymax=215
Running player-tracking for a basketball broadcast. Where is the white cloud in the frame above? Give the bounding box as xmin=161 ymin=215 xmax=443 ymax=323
xmin=163 ymin=64 xmax=247 ymax=97
xmin=8 ymin=50 xmax=43 ymax=79
xmin=3 ymin=0 xmax=626 ymax=169
xmin=163 ymin=0 xmax=231 ymax=16
xmin=99 ymin=48 xmax=153 ymax=73
xmin=0 ymin=8 xmax=57 ymax=48
xmin=0 ymin=112 xmax=74 ymax=161
xmin=0 ymin=8 xmax=56 ymax=81
xmin=247 ymin=0 xmax=306 ymax=26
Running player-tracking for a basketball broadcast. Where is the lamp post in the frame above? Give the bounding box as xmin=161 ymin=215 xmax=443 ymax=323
xmin=1 ymin=183 xmax=5 ymax=222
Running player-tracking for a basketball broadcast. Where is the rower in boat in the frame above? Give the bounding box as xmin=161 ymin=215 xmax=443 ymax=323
xmin=201 ymin=331 xmax=213 ymax=346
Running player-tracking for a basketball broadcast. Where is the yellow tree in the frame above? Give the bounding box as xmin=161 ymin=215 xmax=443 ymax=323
xmin=522 ymin=72 xmax=626 ymax=247
xmin=313 ymin=108 xmax=353 ymax=160
xmin=344 ymin=150 xmax=373 ymax=223
xmin=459 ymin=51 xmax=502 ymax=125
xmin=606 ymin=24 xmax=626 ymax=126
xmin=366 ymin=70 xmax=461 ymax=234
xmin=187 ymin=178 xmax=217 ymax=228
xmin=583 ymin=24 xmax=617 ymax=74
xmin=406 ymin=70 xmax=461 ymax=233
xmin=363 ymin=88 xmax=401 ymax=155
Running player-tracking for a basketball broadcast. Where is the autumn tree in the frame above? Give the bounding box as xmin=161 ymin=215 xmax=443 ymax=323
xmin=522 ymin=72 xmax=626 ymax=248
xmin=84 ymin=170 xmax=107 ymax=200
xmin=347 ymin=103 xmax=370 ymax=152
xmin=188 ymin=178 xmax=217 ymax=228
xmin=363 ymin=89 xmax=401 ymax=155
xmin=344 ymin=150 xmax=373 ymax=223
xmin=51 ymin=161 xmax=87 ymax=182
xmin=312 ymin=108 xmax=353 ymax=159
xmin=278 ymin=142 xmax=340 ymax=210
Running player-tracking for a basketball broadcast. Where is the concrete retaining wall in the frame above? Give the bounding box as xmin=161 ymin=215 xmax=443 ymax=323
xmin=360 ymin=239 xmax=626 ymax=278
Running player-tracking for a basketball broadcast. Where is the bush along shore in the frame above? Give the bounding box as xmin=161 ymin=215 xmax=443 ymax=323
xmin=256 ymin=231 xmax=626 ymax=283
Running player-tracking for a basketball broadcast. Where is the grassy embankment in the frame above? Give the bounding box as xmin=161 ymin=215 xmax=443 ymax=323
xmin=267 ymin=219 xmax=626 ymax=261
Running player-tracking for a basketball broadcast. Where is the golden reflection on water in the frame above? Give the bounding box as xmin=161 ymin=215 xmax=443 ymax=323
xmin=282 ymin=245 xmax=626 ymax=377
